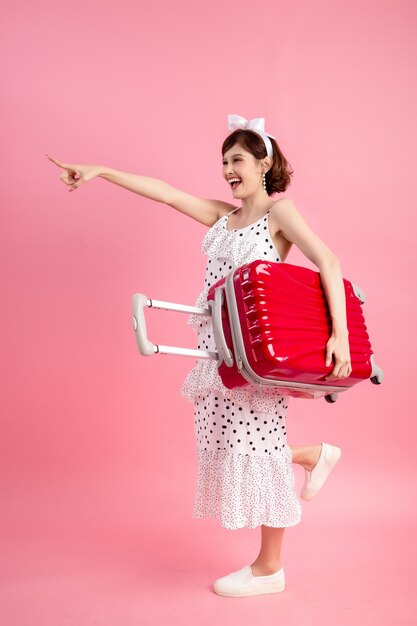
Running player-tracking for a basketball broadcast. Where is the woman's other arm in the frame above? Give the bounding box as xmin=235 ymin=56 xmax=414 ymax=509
xmin=271 ymin=198 xmax=352 ymax=380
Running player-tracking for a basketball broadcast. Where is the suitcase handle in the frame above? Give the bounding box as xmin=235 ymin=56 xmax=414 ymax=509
xmin=132 ymin=293 xmax=156 ymax=355
xmin=132 ymin=293 xmax=217 ymax=359
xmin=211 ymin=288 xmax=234 ymax=368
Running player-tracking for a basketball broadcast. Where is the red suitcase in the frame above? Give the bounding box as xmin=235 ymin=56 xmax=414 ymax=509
xmin=206 ymin=260 xmax=383 ymax=401
xmin=132 ymin=261 xmax=383 ymax=403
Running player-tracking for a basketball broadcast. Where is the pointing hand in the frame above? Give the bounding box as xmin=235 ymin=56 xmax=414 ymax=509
xmin=46 ymin=154 xmax=100 ymax=192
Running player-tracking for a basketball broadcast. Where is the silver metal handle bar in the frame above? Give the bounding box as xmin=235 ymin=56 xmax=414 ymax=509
xmin=132 ymin=293 xmax=217 ymax=359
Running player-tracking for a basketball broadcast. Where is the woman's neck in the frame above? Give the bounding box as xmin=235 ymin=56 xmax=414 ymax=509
xmin=239 ymin=192 xmax=274 ymax=216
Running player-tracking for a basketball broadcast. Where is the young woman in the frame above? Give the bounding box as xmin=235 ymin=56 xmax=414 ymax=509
xmin=47 ymin=113 xmax=351 ymax=597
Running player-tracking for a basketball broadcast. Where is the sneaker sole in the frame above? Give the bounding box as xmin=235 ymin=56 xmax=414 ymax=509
xmin=213 ymin=580 xmax=286 ymax=597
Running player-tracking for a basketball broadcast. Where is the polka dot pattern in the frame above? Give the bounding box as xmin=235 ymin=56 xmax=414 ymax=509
xmin=181 ymin=207 xmax=302 ymax=529
xmin=192 ymin=390 xmax=302 ymax=529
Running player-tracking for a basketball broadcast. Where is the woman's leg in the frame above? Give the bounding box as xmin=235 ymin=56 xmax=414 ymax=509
xmin=250 ymin=445 xmax=322 ymax=575
xmin=290 ymin=445 xmax=322 ymax=471
xmin=251 ymin=526 xmax=286 ymax=575
xmin=249 ymin=446 xmax=323 ymax=576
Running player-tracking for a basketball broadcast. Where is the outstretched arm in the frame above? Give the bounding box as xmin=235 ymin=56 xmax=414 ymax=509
xmin=46 ymin=155 xmax=236 ymax=228
xmin=99 ymin=166 xmax=237 ymax=227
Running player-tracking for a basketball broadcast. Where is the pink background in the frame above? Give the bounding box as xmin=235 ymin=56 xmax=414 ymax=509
xmin=1 ymin=0 xmax=416 ymax=623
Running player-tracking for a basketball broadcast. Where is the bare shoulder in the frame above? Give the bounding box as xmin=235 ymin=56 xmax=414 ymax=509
xmin=202 ymin=200 xmax=239 ymax=226
xmin=215 ymin=201 xmax=240 ymax=219
xmin=269 ymin=197 xmax=339 ymax=267
xmin=269 ymin=197 xmax=296 ymax=234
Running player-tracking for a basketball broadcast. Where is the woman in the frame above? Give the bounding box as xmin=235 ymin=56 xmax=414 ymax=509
xmin=47 ymin=113 xmax=351 ymax=597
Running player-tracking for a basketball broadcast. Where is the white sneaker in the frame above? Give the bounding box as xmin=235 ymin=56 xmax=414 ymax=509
xmin=213 ymin=564 xmax=285 ymax=597
xmin=300 ymin=442 xmax=342 ymax=501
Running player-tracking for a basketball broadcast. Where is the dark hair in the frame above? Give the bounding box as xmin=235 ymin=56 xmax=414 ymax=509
xmin=221 ymin=129 xmax=294 ymax=195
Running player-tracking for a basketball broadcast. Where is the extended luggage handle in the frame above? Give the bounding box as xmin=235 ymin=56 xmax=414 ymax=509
xmin=132 ymin=294 xmax=157 ymax=356
xmin=132 ymin=292 xmax=230 ymax=362
xmin=131 ymin=290 xmax=235 ymax=367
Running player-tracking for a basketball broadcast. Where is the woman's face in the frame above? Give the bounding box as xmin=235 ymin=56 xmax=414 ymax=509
xmin=222 ymin=143 xmax=263 ymax=198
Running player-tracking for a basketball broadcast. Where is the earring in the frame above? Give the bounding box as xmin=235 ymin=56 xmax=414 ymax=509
xmin=262 ymin=172 xmax=267 ymax=194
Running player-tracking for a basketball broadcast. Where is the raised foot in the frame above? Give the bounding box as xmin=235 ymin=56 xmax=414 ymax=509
xmin=302 ymin=444 xmax=323 ymax=472
xmin=300 ymin=442 xmax=342 ymax=501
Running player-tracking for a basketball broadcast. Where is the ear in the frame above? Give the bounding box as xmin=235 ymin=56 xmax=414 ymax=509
xmin=263 ymin=156 xmax=273 ymax=172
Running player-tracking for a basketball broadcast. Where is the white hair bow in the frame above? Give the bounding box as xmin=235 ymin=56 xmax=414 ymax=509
xmin=227 ymin=113 xmax=276 ymax=157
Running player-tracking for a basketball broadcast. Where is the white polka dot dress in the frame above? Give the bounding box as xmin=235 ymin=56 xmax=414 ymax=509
xmin=181 ymin=207 xmax=302 ymax=530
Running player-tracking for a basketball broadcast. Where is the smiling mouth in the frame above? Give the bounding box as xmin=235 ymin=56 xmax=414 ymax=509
xmin=228 ymin=177 xmax=242 ymax=190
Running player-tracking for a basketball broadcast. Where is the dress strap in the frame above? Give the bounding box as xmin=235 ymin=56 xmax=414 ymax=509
xmin=227 ymin=206 xmax=272 ymax=217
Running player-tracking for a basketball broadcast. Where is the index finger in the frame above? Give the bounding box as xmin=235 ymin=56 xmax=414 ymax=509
xmin=46 ymin=154 xmax=68 ymax=169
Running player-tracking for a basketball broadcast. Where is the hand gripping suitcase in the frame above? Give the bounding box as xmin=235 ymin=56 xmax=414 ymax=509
xmin=132 ymin=260 xmax=384 ymax=403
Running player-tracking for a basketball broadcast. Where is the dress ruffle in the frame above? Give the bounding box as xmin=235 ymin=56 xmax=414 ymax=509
xmin=201 ymin=219 xmax=263 ymax=267
xmin=187 ymin=220 xmax=266 ymax=332
xmin=186 ymin=286 xmax=211 ymax=332
xmin=192 ymin=447 xmax=302 ymax=530
xmin=181 ymin=359 xmax=289 ymax=414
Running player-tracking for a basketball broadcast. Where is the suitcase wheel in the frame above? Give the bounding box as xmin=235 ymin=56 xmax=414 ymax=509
xmin=351 ymin=282 xmax=366 ymax=303
xmin=369 ymin=355 xmax=384 ymax=385
xmin=370 ymin=375 xmax=382 ymax=385
xmin=324 ymin=393 xmax=338 ymax=403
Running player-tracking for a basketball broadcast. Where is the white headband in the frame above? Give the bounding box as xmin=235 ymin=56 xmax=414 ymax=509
xmin=227 ymin=113 xmax=276 ymax=158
